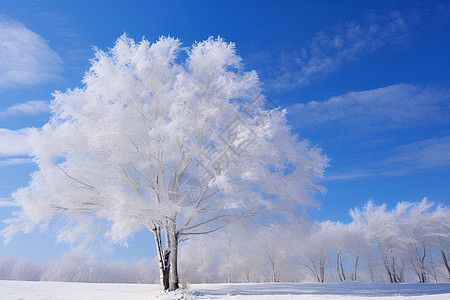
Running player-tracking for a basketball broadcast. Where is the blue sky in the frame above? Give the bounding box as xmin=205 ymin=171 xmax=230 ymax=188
xmin=0 ymin=0 xmax=449 ymax=263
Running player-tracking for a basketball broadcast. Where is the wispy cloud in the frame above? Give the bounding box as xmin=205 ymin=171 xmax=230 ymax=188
xmin=33 ymin=6 xmax=91 ymax=65
xmin=0 ymin=128 xmax=32 ymax=156
xmin=324 ymin=136 xmax=450 ymax=181
xmin=0 ymin=100 xmax=49 ymax=119
xmin=0 ymin=15 xmax=63 ymax=89
xmin=0 ymin=157 xmax=32 ymax=167
xmin=0 ymin=197 xmax=18 ymax=207
xmin=381 ymin=137 xmax=450 ymax=175
xmin=291 ymin=84 xmax=450 ymax=181
xmin=252 ymin=11 xmax=408 ymax=92
xmin=289 ymin=84 xmax=450 ymax=136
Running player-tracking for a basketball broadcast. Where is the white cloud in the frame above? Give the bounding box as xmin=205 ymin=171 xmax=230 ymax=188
xmin=290 ymin=84 xmax=450 ymax=134
xmin=254 ymin=11 xmax=408 ymax=91
xmin=0 ymin=128 xmax=32 ymax=156
xmin=324 ymin=136 xmax=450 ymax=181
xmin=0 ymin=100 xmax=49 ymax=118
xmin=0 ymin=16 xmax=63 ymax=89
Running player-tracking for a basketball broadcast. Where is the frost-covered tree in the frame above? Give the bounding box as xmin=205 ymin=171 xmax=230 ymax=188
xmin=401 ymin=199 xmax=435 ymax=283
xmin=345 ymin=221 xmax=366 ymax=281
xmin=178 ymin=221 xmax=251 ymax=284
xmin=349 ymin=199 xmax=450 ymax=283
xmin=350 ymin=201 xmax=408 ymax=283
xmin=178 ymin=235 xmax=218 ymax=284
xmin=426 ymin=202 xmax=450 ymax=281
xmin=254 ymin=225 xmax=296 ymax=282
xmin=331 ymin=222 xmax=348 ymax=282
xmin=1 ymin=35 xmax=327 ymax=291
xmin=302 ymin=221 xmax=335 ymax=282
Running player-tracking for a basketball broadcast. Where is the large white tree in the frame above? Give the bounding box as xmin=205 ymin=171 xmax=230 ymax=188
xmin=1 ymin=35 xmax=328 ymax=291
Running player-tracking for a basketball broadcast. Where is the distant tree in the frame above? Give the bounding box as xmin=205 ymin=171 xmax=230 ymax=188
xmin=1 ymin=35 xmax=328 ymax=291
xmin=426 ymin=202 xmax=450 ymax=281
xmin=345 ymin=221 xmax=366 ymax=281
xmin=178 ymin=235 xmax=217 ymax=284
xmin=302 ymin=221 xmax=334 ymax=282
xmin=254 ymin=225 xmax=295 ymax=283
xmin=215 ymin=227 xmax=240 ymax=283
xmin=331 ymin=222 xmax=347 ymax=282
xmin=350 ymin=201 xmax=407 ymax=283
xmin=401 ymin=199 xmax=436 ymax=283
xmin=349 ymin=199 xmax=450 ymax=283
xmin=435 ymin=234 xmax=450 ymax=280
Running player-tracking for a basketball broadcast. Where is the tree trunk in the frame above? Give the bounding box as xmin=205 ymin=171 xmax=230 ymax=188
xmin=151 ymin=220 xmax=180 ymax=292
xmin=413 ymin=246 xmax=427 ymax=283
xmin=163 ymin=249 xmax=171 ymax=289
xmin=319 ymin=258 xmax=325 ymax=283
xmin=429 ymin=251 xmax=439 ymax=283
xmin=440 ymin=247 xmax=450 ymax=278
xmin=352 ymin=256 xmax=359 ymax=281
xmin=152 ymin=227 xmax=170 ymax=291
xmin=150 ymin=227 xmax=170 ymax=291
xmin=168 ymin=231 xmax=180 ymax=291
xmin=366 ymin=258 xmax=374 ymax=282
xmin=337 ymin=250 xmax=345 ymax=281
xmin=384 ymin=259 xmax=394 ymax=283
xmin=266 ymin=251 xmax=278 ymax=282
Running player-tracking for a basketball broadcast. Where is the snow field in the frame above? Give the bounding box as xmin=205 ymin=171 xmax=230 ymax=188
xmin=1 ymin=281 xmax=449 ymax=300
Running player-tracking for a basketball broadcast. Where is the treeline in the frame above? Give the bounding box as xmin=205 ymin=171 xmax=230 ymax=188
xmin=0 ymin=199 xmax=448 ymax=284
xmin=0 ymin=252 xmax=158 ymax=283
xmin=179 ymin=199 xmax=449 ymax=284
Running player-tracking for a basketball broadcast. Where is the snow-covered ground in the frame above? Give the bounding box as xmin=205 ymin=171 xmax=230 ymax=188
xmin=0 ymin=280 xmax=449 ymax=299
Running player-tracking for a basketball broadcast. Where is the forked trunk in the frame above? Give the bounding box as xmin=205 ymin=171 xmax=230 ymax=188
xmin=152 ymin=226 xmax=171 ymax=291
xmin=337 ymin=250 xmax=345 ymax=281
xmin=151 ymin=221 xmax=180 ymax=292
xmin=413 ymin=246 xmax=428 ymax=283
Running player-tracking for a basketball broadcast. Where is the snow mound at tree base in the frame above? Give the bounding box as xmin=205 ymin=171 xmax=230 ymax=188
xmin=157 ymin=288 xmax=198 ymax=300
